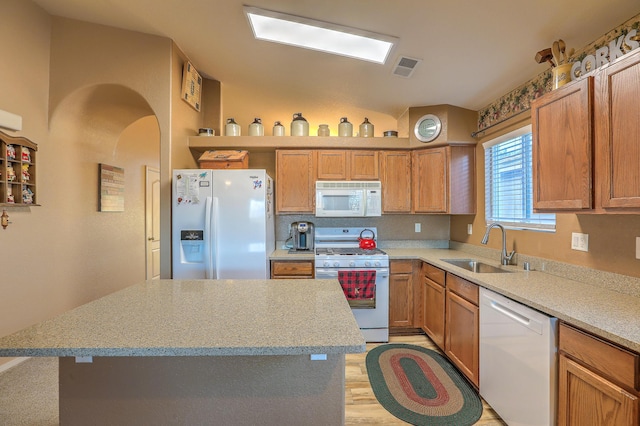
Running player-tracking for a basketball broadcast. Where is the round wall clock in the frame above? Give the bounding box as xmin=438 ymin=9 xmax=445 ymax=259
xmin=414 ymin=114 xmax=442 ymax=143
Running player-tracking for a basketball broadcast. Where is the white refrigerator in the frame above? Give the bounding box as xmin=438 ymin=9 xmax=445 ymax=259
xmin=172 ymin=169 xmax=275 ymax=279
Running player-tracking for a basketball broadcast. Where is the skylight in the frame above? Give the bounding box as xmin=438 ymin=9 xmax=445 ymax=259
xmin=244 ymin=6 xmax=397 ymax=64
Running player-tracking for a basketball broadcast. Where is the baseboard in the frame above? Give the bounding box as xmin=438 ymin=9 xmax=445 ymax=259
xmin=389 ymin=327 xmax=425 ymax=336
xmin=0 ymin=357 xmax=30 ymax=374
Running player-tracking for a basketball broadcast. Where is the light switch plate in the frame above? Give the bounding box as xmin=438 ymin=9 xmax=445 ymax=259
xmin=467 ymin=224 xmax=473 ymax=235
xmin=571 ymin=232 xmax=589 ymax=252
xmin=415 ymin=223 xmax=421 ymax=233
xmin=636 ymin=237 xmax=640 ymax=259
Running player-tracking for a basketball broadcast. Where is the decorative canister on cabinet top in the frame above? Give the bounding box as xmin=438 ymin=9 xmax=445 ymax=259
xmin=552 ymin=63 xmax=573 ymax=89
xmin=248 ymin=118 xmax=264 ymax=136
xmin=338 ymin=117 xmax=353 ymax=137
xmin=273 ymin=121 xmax=285 ymax=136
xmin=359 ymin=117 xmax=374 ymax=137
xmin=198 ymin=128 xmax=214 ymax=136
xmin=317 ymin=124 xmax=330 ymax=137
xmin=291 ymin=113 xmax=309 ymax=136
xmin=225 ymin=118 xmax=241 ymax=136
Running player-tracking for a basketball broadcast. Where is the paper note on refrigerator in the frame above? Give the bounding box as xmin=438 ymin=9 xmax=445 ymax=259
xmin=175 ymin=172 xmax=202 ymax=204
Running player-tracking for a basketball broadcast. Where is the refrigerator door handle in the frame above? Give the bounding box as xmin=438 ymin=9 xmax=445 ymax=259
xmin=205 ymin=196 xmax=221 ymax=279
xmin=211 ymin=197 xmax=220 ymax=279
xmin=205 ymin=197 xmax=214 ymax=279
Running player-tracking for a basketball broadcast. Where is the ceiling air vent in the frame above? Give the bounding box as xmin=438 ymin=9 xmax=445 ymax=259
xmin=392 ymin=56 xmax=421 ymax=78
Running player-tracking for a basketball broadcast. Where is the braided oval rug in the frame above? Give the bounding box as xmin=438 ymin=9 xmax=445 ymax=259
xmin=366 ymin=344 xmax=483 ymax=425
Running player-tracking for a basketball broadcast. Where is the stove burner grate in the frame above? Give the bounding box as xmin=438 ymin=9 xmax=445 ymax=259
xmin=315 ymin=247 xmax=387 ymax=256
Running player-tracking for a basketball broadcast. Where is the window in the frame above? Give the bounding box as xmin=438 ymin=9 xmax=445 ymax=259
xmin=484 ymin=125 xmax=555 ymax=231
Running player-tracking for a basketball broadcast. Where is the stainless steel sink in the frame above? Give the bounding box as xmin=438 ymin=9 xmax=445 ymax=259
xmin=441 ymin=258 xmax=512 ymax=273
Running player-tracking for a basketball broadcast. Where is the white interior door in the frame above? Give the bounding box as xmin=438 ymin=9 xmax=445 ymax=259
xmin=146 ymin=166 xmax=161 ymax=280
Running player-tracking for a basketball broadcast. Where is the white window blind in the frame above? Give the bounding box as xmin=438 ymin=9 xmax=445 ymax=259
xmin=484 ymin=126 xmax=555 ymax=231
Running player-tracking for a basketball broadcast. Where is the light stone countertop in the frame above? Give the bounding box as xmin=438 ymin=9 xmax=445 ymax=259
xmin=272 ymin=247 xmax=640 ymax=353
xmin=0 ymin=279 xmax=366 ymax=357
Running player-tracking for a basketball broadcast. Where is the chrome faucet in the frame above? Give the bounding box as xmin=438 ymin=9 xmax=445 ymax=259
xmin=481 ymin=223 xmax=515 ymax=265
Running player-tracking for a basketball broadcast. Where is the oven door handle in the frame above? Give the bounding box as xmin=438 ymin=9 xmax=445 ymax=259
xmin=315 ymin=269 xmax=389 ymax=279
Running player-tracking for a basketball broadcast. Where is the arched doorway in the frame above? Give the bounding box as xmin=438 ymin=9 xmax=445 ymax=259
xmin=47 ymin=83 xmax=161 ymax=300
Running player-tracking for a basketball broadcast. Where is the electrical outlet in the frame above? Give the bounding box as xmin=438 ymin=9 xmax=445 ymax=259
xmin=636 ymin=237 xmax=640 ymax=259
xmin=571 ymin=232 xmax=589 ymax=252
xmin=467 ymin=224 xmax=473 ymax=235
xmin=415 ymin=223 xmax=421 ymax=233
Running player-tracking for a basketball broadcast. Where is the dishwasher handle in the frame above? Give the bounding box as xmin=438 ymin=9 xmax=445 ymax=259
xmin=488 ymin=299 xmax=543 ymax=335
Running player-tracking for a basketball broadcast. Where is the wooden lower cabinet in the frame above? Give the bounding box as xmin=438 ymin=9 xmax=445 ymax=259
xmin=558 ymin=355 xmax=638 ymax=426
xmin=445 ymin=274 xmax=479 ymax=387
xmin=270 ymin=260 xmax=314 ymax=279
xmin=389 ymin=260 xmax=414 ymax=328
xmin=420 ymin=262 xmax=446 ymax=350
xmin=558 ymin=322 xmax=639 ymax=426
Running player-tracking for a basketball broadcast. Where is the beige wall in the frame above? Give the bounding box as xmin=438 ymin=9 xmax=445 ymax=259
xmin=0 ymin=1 xmax=184 ymax=368
xmin=0 ymin=0 xmax=53 ymax=346
xmin=450 ymin=115 xmax=640 ymax=278
xmin=221 ymin=84 xmax=399 ymax=137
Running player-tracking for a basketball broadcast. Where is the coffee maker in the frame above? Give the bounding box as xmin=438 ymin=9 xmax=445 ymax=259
xmin=290 ymin=221 xmax=315 ymax=251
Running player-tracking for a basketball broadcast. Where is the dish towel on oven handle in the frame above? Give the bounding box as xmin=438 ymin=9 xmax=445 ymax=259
xmin=338 ymin=270 xmax=376 ymax=300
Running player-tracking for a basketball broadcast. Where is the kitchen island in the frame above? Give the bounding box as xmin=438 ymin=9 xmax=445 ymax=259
xmin=0 ymin=279 xmax=366 ymax=425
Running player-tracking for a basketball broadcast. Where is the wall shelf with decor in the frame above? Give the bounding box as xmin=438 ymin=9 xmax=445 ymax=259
xmin=0 ymin=130 xmax=38 ymax=207
xmin=188 ymin=135 xmax=412 ymax=156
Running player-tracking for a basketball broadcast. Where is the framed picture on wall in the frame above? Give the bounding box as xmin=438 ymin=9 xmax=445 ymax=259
xmin=99 ymin=163 xmax=125 ymax=212
xmin=181 ymin=61 xmax=202 ymax=112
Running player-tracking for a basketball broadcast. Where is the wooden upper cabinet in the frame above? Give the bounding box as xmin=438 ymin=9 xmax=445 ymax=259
xmin=380 ymin=151 xmax=412 ymax=213
xmin=349 ymin=150 xmax=379 ymax=180
xmin=316 ymin=150 xmax=379 ymax=180
xmin=275 ymin=150 xmax=316 ymax=213
xmin=413 ymin=148 xmax=447 ymax=212
xmin=316 ymin=150 xmax=348 ymax=180
xmin=531 ymin=76 xmax=594 ymax=211
xmin=595 ymin=49 xmax=640 ymax=210
xmin=412 ymin=146 xmax=475 ymax=214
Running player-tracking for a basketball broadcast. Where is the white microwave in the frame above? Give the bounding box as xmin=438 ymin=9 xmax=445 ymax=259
xmin=315 ymin=181 xmax=382 ymax=217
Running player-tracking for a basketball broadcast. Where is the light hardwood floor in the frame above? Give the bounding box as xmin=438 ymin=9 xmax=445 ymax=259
xmin=345 ymin=334 xmax=507 ymax=425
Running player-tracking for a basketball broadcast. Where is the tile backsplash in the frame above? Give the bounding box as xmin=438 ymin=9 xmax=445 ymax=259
xmin=275 ymin=214 xmax=450 ymax=243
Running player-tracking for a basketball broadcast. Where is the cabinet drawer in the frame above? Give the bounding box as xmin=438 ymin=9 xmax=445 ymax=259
xmin=390 ymin=260 xmax=413 ymax=274
xmin=445 ymin=274 xmax=479 ymax=305
xmin=421 ymin=262 xmax=445 ymax=286
xmin=559 ymin=323 xmax=639 ymax=391
xmin=271 ymin=261 xmax=314 ymax=277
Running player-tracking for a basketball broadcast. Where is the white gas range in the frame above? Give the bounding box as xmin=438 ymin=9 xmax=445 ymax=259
xmin=314 ymin=227 xmax=389 ymax=342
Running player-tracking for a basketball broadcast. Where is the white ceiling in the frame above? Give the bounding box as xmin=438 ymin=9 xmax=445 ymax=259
xmin=32 ymin=0 xmax=640 ymax=119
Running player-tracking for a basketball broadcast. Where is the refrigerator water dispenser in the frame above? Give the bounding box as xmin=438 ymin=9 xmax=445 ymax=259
xmin=180 ymin=230 xmax=204 ymax=263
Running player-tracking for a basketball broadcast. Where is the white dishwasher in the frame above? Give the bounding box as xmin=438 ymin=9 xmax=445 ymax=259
xmin=479 ymin=288 xmax=557 ymax=426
